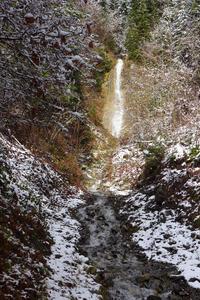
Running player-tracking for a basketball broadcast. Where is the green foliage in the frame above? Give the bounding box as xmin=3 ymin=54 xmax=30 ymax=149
xmin=105 ymin=36 xmax=117 ymax=53
xmin=143 ymin=144 xmax=165 ymax=180
xmin=191 ymin=0 xmax=200 ymax=15
xmin=126 ymin=0 xmax=161 ymax=61
xmin=188 ymin=146 xmax=200 ymax=161
xmin=94 ymin=50 xmax=112 ymax=91
xmin=59 ymin=72 xmax=83 ymax=110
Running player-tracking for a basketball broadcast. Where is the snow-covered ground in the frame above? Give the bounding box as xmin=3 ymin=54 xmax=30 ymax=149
xmin=0 ymin=134 xmax=101 ymax=299
xmin=103 ymin=144 xmax=144 ymax=195
xmin=111 ymin=143 xmax=200 ymax=290
xmin=47 ymin=193 xmax=101 ymax=300
xmin=120 ymin=192 xmax=200 ymax=289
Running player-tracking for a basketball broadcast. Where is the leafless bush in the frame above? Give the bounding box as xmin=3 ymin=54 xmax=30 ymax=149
xmin=0 ymin=0 xmax=99 ymax=129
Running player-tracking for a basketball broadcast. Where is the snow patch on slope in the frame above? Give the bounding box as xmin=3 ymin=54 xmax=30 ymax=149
xmin=121 ymin=192 xmax=200 ymax=289
xmin=0 ymin=134 xmax=101 ymax=299
xmin=118 ymin=143 xmax=200 ymax=290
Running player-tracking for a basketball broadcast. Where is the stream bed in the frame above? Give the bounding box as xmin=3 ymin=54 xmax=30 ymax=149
xmin=78 ymin=57 xmax=200 ymax=300
xmin=78 ymin=193 xmax=199 ymax=300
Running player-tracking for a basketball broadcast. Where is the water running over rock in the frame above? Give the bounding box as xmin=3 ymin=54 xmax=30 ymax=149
xmin=111 ymin=58 xmax=124 ymax=138
xmin=103 ymin=58 xmax=124 ymax=139
xmin=79 ymin=59 xmax=199 ymax=299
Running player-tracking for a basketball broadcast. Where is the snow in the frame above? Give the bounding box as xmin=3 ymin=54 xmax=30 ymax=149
xmin=105 ymin=144 xmax=144 ymax=193
xmin=167 ymin=143 xmax=190 ymax=162
xmin=47 ymin=199 xmax=100 ymax=300
xmin=120 ymin=183 xmax=200 ymax=290
xmin=0 ymin=134 xmax=101 ymax=299
xmin=109 ymin=140 xmax=200 ymax=290
xmin=166 ymin=143 xmax=188 ymax=160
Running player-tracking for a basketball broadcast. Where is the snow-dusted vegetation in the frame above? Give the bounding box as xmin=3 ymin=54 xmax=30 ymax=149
xmin=0 ymin=134 xmax=101 ymax=299
xmin=118 ymin=143 xmax=200 ymax=289
xmin=111 ymin=0 xmax=200 ymax=292
xmin=0 ymin=0 xmax=200 ymax=299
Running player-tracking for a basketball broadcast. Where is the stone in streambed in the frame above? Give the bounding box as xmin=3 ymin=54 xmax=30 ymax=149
xmin=137 ymin=273 xmax=150 ymax=283
xmin=87 ymin=266 xmax=97 ymax=275
xmin=97 ymin=215 xmax=105 ymax=221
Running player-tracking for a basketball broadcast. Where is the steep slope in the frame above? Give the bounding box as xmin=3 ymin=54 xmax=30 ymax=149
xmin=0 ymin=134 xmax=101 ymax=299
xmin=103 ymin=0 xmax=200 ymax=291
xmin=0 ymin=0 xmax=200 ymax=299
xmin=0 ymin=0 xmax=112 ymax=298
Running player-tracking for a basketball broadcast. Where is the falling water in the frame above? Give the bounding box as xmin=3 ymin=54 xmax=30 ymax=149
xmin=111 ymin=58 xmax=124 ymax=138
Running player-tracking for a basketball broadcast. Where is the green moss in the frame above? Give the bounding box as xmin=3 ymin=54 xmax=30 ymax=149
xmin=168 ymin=154 xmax=177 ymax=165
xmin=191 ymin=0 xmax=199 ymax=15
xmin=126 ymin=224 xmax=140 ymax=234
xmin=94 ymin=49 xmax=112 ymax=91
xmin=189 ymin=146 xmax=200 ymax=161
xmin=99 ymin=286 xmax=109 ymax=300
xmin=87 ymin=266 xmax=97 ymax=275
xmin=190 ymin=193 xmax=200 ymax=202
xmin=105 ymin=36 xmax=116 ymax=53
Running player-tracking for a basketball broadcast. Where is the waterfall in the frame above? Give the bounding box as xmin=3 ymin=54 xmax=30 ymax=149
xmin=111 ymin=58 xmax=124 ymax=138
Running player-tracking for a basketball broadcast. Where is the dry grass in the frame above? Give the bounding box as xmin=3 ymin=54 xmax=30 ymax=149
xmin=122 ymin=59 xmax=198 ymax=144
xmin=11 ymin=123 xmax=84 ymax=185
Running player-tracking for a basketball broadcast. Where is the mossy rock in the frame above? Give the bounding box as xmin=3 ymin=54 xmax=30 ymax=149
xmin=87 ymin=265 xmax=97 ymax=275
xmin=125 ymin=223 xmax=140 ymax=234
xmin=188 ymin=146 xmax=200 ymax=162
xmin=99 ymin=286 xmax=109 ymax=300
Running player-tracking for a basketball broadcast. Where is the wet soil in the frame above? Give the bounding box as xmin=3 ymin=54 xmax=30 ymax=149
xmin=78 ymin=193 xmax=199 ymax=300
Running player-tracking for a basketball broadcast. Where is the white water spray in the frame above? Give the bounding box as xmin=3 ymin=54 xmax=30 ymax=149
xmin=111 ymin=59 xmax=124 ymax=138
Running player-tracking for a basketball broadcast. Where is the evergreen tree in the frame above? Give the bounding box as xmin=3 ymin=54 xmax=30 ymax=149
xmin=126 ymin=0 xmax=161 ymax=60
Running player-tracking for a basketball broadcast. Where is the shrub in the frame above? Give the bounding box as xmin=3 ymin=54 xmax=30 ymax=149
xmin=143 ymin=144 xmax=165 ymax=181
xmin=94 ymin=49 xmax=112 ymax=91
xmin=126 ymin=0 xmax=162 ymax=61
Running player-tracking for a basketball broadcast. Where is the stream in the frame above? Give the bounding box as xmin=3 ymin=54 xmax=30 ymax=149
xmin=78 ymin=59 xmax=198 ymax=299
xmin=102 ymin=58 xmax=124 ymax=138
xmin=78 ymin=194 xmax=179 ymax=300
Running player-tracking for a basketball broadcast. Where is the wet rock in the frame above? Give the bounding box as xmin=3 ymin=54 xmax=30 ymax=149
xmin=78 ymin=194 xmax=199 ymax=300
xmin=86 ymin=210 xmax=95 ymax=218
xmin=169 ymin=295 xmax=182 ymax=300
xmin=163 ymin=233 xmax=171 ymax=239
xmin=168 ymin=240 xmax=176 ymax=245
xmin=189 ymin=277 xmax=200 ymax=283
xmin=104 ymin=277 xmax=114 ymax=288
xmin=97 ymin=215 xmax=105 ymax=221
xmin=164 ymin=247 xmax=178 ymax=254
xmin=147 ymin=296 xmax=161 ymax=300
xmin=111 ymin=228 xmax=118 ymax=234
xmin=137 ymin=273 xmax=151 ymax=283
xmin=183 ymin=244 xmax=190 ymax=250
